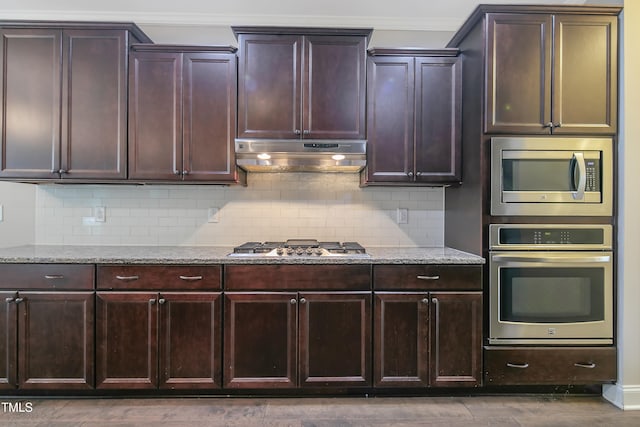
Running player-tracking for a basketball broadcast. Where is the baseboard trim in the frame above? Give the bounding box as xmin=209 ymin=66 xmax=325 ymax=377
xmin=603 ymin=384 xmax=640 ymax=410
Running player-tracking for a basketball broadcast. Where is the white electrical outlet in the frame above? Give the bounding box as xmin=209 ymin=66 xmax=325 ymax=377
xmin=396 ymin=208 xmax=408 ymax=224
xmin=94 ymin=206 xmax=106 ymax=222
xmin=208 ymin=207 xmax=220 ymax=223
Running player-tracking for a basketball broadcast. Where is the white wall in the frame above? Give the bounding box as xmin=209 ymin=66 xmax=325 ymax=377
xmin=603 ymin=0 xmax=640 ymax=410
xmin=0 ymin=182 xmax=35 ymax=248
xmin=34 ymin=174 xmax=444 ymax=247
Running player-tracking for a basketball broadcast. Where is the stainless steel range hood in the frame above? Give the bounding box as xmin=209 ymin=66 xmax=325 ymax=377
xmin=235 ymin=139 xmax=367 ymax=172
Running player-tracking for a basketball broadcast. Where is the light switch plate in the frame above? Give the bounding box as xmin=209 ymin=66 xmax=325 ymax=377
xmin=94 ymin=206 xmax=106 ymax=222
xmin=396 ymin=208 xmax=408 ymax=224
xmin=208 ymin=207 xmax=220 ymax=223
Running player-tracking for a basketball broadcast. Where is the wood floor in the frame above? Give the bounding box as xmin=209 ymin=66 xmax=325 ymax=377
xmin=1 ymin=394 xmax=639 ymax=426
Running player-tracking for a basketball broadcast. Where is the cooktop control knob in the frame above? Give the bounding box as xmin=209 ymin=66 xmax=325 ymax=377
xmin=276 ymin=247 xmax=284 ymax=255
xmin=296 ymin=248 xmax=304 ymax=255
xmin=286 ymin=248 xmax=294 ymax=255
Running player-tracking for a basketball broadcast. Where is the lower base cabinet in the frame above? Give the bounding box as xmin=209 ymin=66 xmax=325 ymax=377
xmin=484 ymin=346 xmax=617 ymax=385
xmin=224 ymin=291 xmax=371 ymax=388
xmin=374 ymin=291 xmax=482 ymax=388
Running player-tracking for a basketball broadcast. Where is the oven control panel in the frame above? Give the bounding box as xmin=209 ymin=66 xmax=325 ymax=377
xmin=489 ymin=224 xmax=612 ymax=250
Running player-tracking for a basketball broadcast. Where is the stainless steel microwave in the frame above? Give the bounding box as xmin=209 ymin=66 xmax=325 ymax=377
xmin=490 ymin=137 xmax=613 ymax=216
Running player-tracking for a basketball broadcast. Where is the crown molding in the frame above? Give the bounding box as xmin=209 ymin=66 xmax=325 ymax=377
xmin=0 ymin=10 xmax=462 ymax=31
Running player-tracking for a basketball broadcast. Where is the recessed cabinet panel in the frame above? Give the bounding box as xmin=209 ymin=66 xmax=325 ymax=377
xmin=0 ymin=29 xmax=61 ymax=178
xmin=0 ymin=291 xmax=18 ymax=389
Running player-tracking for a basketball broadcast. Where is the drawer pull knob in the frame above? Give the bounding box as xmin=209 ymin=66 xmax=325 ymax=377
xmin=290 ymin=299 xmax=297 ymax=305
xmin=116 ymin=275 xmax=139 ymax=281
xmin=158 ymin=298 xmax=166 ymax=305
xmin=179 ymin=275 xmax=203 ymax=281
xmin=45 ymin=275 xmax=64 ymax=280
xmin=421 ymin=298 xmax=429 ymax=304
xmin=506 ymin=362 xmax=529 ymax=369
xmin=5 ymin=297 xmax=15 ymax=303
xmin=574 ymin=362 xmax=596 ymax=369
xmin=417 ymin=275 xmax=440 ymax=280
xmin=14 ymin=297 xmax=24 ymax=304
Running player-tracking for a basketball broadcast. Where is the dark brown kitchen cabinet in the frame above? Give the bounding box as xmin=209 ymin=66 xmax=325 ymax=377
xmin=224 ymin=291 xmax=371 ymax=389
xmin=0 ymin=264 xmax=95 ymax=390
xmin=234 ymin=27 xmax=370 ymax=140
xmin=0 ymin=23 xmax=151 ymax=180
xmin=128 ymin=45 xmax=240 ymax=183
xmin=223 ymin=264 xmax=372 ymax=389
xmin=485 ymin=13 xmax=617 ymax=135
xmin=484 ymin=346 xmax=616 ymax=385
xmin=373 ymin=265 xmax=482 ymax=388
xmin=363 ymin=49 xmax=462 ymax=185
xmin=96 ymin=265 xmax=222 ymax=389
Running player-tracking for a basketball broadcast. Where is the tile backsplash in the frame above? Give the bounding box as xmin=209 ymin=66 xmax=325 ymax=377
xmin=35 ymin=173 xmax=444 ymax=247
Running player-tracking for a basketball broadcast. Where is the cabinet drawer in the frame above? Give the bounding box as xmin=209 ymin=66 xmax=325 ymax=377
xmin=373 ymin=265 xmax=481 ymax=290
xmin=225 ymin=265 xmax=371 ymax=290
xmin=0 ymin=264 xmax=94 ymax=290
xmin=97 ymin=265 xmax=221 ymax=290
xmin=484 ymin=346 xmax=617 ymax=385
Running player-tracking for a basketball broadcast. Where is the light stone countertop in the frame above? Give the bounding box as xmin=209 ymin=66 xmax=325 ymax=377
xmin=0 ymin=245 xmax=484 ymax=265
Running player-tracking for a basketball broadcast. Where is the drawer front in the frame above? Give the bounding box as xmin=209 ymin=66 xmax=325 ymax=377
xmin=225 ymin=265 xmax=371 ymax=290
xmin=0 ymin=264 xmax=95 ymax=290
xmin=373 ymin=265 xmax=481 ymax=290
xmin=97 ymin=265 xmax=221 ymax=290
xmin=484 ymin=346 xmax=617 ymax=385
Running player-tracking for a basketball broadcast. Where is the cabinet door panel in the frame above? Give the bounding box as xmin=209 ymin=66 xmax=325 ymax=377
xmin=0 ymin=292 xmax=17 ymax=389
xmin=304 ymin=36 xmax=366 ymax=139
xmin=485 ymin=14 xmax=552 ymax=134
xmin=553 ymin=15 xmax=617 ymax=134
xmin=415 ymin=57 xmax=462 ymax=182
xmin=62 ymin=30 xmax=127 ymax=179
xmin=0 ymin=29 xmax=61 ymax=178
xmin=237 ymin=34 xmax=301 ymax=139
xmin=299 ymin=292 xmax=371 ymax=387
xmin=430 ymin=292 xmax=482 ymax=387
xmin=224 ymin=292 xmax=297 ymax=388
xmin=365 ymin=56 xmax=414 ymax=182
xmin=18 ymin=292 xmax=94 ymax=389
xmin=128 ymin=51 xmax=182 ymax=180
xmin=159 ymin=292 xmax=221 ymax=389
xmin=374 ymin=292 xmax=429 ymax=387
xmin=183 ymin=53 xmax=237 ymax=181
xmin=96 ymin=292 xmax=158 ymax=389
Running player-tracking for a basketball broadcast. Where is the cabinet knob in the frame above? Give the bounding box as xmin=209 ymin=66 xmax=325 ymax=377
xmin=182 ymin=170 xmax=189 ymax=176
xmin=14 ymin=297 xmax=24 ymax=304
xmin=553 ymin=122 xmax=562 ymax=128
xmin=58 ymin=169 xmax=67 ymax=174
xmin=149 ymin=299 xmax=156 ymax=305
xmin=158 ymin=298 xmax=166 ymax=305
xmin=5 ymin=297 xmax=15 ymax=303
xmin=299 ymin=297 xmax=307 ymax=304
xmin=416 ymin=172 xmax=422 ymax=177
xmin=407 ymin=172 xmax=414 ymax=178
xmin=294 ymin=129 xmax=302 ymax=135
xmin=303 ymin=130 xmax=310 ymax=135
xmin=421 ymin=298 xmax=429 ymax=304
xmin=290 ymin=298 xmax=297 ymax=305
xmin=544 ymin=122 xmax=554 ymax=128
xmin=174 ymin=170 xmax=181 ymax=175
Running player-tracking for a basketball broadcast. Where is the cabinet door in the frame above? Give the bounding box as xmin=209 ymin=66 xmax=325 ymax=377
xmin=96 ymin=292 xmax=158 ymax=389
xmin=299 ymin=292 xmax=371 ymax=388
xmin=61 ymin=30 xmax=127 ymax=179
xmin=237 ymin=34 xmax=301 ymax=139
xmin=0 ymin=292 xmax=17 ymax=389
xmin=128 ymin=51 xmax=182 ymax=180
xmin=303 ymin=35 xmax=367 ymax=139
xmin=415 ymin=57 xmax=462 ymax=183
xmin=552 ymin=15 xmax=617 ymax=134
xmin=0 ymin=29 xmax=61 ymax=179
xmin=224 ymin=292 xmax=297 ymax=388
xmin=158 ymin=292 xmax=222 ymax=389
xmin=18 ymin=292 xmax=94 ymax=389
xmin=485 ymin=13 xmax=552 ymax=134
xmin=183 ymin=52 xmax=237 ymax=181
xmin=364 ymin=56 xmax=414 ymax=183
xmin=430 ymin=292 xmax=482 ymax=387
xmin=374 ymin=292 xmax=429 ymax=387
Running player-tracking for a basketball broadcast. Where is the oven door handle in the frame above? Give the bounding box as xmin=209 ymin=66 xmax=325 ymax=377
xmin=492 ymin=254 xmax=611 ymax=263
xmin=572 ymin=152 xmax=587 ymax=200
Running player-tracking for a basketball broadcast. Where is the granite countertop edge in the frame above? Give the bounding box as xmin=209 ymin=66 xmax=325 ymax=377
xmin=0 ymin=245 xmax=485 ymax=265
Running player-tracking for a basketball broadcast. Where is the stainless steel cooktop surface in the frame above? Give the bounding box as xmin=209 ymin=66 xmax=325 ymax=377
xmin=228 ymin=239 xmax=369 ymax=257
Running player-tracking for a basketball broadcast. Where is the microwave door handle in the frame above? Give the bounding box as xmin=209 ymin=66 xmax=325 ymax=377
xmin=492 ymin=255 xmax=611 ymax=263
xmin=572 ymin=152 xmax=587 ymax=200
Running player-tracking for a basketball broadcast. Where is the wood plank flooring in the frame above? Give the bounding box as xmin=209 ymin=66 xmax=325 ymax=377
xmin=1 ymin=394 xmax=639 ymax=426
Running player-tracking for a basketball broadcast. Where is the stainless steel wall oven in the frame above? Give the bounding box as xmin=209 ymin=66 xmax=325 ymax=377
xmin=489 ymin=224 xmax=613 ymax=345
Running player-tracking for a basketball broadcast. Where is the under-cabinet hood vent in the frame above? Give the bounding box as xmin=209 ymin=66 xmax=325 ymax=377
xmin=235 ymin=139 xmax=367 ymax=172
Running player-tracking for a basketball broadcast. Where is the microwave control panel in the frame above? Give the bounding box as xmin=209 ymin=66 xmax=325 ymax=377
xmin=585 ymin=160 xmax=600 ymax=192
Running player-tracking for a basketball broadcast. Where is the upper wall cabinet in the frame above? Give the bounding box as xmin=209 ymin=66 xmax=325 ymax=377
xmin=0 ymin=22 xmax=151 ymax=180
xmin=484 ymin=12 xmax=617 ymax=135
xmin=363 ymin=49 xmax=462 ymax=185
xmin=128 ymin=45 xmax=242 ymax=183
xmin=233 ymin=27 xmax=371 ymax=140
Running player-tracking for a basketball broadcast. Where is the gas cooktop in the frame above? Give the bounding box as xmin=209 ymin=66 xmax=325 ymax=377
xmin=228 ymin=239 xmax=369 ymax=257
